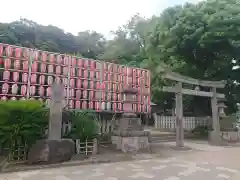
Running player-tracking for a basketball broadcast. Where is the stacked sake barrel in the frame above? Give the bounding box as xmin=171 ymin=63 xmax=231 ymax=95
xmin=0 ymin=43 xmax=151 ymax=114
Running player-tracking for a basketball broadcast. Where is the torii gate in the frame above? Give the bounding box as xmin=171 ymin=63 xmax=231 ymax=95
xmin=158 ymin=65 xmax=226 ymax=147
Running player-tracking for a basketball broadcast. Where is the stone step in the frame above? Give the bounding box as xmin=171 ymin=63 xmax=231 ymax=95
xmin=150 ymin=135 xmax=176 ymax=143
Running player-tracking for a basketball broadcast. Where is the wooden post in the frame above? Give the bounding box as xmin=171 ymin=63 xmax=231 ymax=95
xmin=48 ymin=83 xmax=65 ymax=140
xmin=175 ymin=82 xmax=184 ymax=147
xmin=210 ymin=87 xmax=221 ymax=144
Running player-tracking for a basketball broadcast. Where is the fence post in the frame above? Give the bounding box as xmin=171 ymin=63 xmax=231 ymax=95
xmin=92 ymin=138 xmax=98 ymax=155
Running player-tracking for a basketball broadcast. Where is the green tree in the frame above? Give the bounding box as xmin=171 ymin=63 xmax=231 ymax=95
xmin=147 ymin=0 xmax=240 ymax=114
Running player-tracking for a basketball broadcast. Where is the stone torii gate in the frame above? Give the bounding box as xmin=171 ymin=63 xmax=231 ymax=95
xmin=158 ymin=65 xmax=226 ymax=147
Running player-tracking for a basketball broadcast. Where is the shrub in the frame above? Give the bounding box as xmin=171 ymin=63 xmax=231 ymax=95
xmin=191 ymin=125 xmax=209 ymax=138
xmin=64 ymin=110 xmax=99 ymax=141
xmin=0 ymin=100 xmax=49 ymax=152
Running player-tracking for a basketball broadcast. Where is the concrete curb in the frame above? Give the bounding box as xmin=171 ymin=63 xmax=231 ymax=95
xmin=1 ymin=159 xmax=111 ymax=174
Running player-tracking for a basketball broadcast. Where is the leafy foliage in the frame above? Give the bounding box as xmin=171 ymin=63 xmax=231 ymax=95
xmin=191 ymin=125 xmax=209 ymax=138
xmin=63 ymin=110 xmax=99 ymax=141
xmin=0 ymin=100 xmax=48 ymax=152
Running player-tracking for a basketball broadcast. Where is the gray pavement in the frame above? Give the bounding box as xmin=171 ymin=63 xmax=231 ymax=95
xmin=2 ymin=142 xmax=240 ymax=180
xmin=1 ymin=156 xmax=239 ymax=180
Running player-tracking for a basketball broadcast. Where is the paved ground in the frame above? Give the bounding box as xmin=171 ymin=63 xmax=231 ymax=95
xmin=1 ymin=142 xmax=240 ymax=180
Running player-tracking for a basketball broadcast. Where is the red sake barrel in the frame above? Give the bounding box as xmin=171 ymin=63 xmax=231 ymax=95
xmin=83 ymin=80 xmax=88 ymax=89
xmin=83 ymin=90 xmax=87 ymax=99
xmin=39 ymin=86 xmax=44 ymax=96
xmin=15 ymin=48 xmax=22 ymax=58
xmin=102 ymin=91 xmax=105 ymax=100
xmin=84 ymin=60 xmax=88 ymax=68
xmin=22 ymin=73 xmax=28 ymax=83
xmin=89 ymin=91 xmax=94 ymax=99
xmin=21 ymin=85 xmax=27 ymax=96
xmin=84 ymin=70 xmax=88 ymax=78
xmin=90 ymin=81 xmax=94 ymax=89
xmin=108 ymin=93 xmax=111 ymax=101
xmin=137 ymin=104 xmax=141 ymax=112
xmin=55 ymin=76 xmax=61 ymax=84
xmin=89 ymin=101 xmax=93 ymax=109
xmin=4 ymin=58 xmax=11 ymax=70
xmin=34 ymin=51 xmax=39 ymax=61
xmin=49 ymin=54 xmax=54 ymax=63
xmin=56 ymin=55 xmax=62 ymax=64
xmin=70 ymin=79 xmax=75 ymax=88
xmin=11 ymin=97 xmax=17 ymax=100
xmin=90 ymin=61 xmax=95 ymax=69
xmin=71 ymin=58 xmax=76 ymax=66
xmin=70 ymin=89 xmax=75 ymax=98
xmin=70 ymin=67 xmax=75 ymax=77
xmin=0 ymin=45 xmax=3 ymax=56
xmin=56 ymin=65 xmax=61 ymax=75
xmin=118 ymin=102 xmax=121 ymax=111
xmin=12 ymin=84 xmax=18 ymax=94
xmin=31 ymin=74 xmax=37 ymax=84
xmin=3 ymin=71 xmax=10 ymax=81
xmin=96 ymin=82 xmax=100 ymax=89
xmin=63 ymin=66 xmax=68 ymax=76
xmin=76 ymin=79 xmax=82 ymax=88
xmin=78 ymin=68 xmax=82 ymax=77
xmin=31 ymin=61 xmax=38 ymax=72
xmin=77 ymin=59 xmax=82 ymax=68
xmin=118 ymin=94 xmax=121 ymax=101
xmin=108 ymin=82 xmax=111 ymax=91
xmin=1 ymin=96 xmax=7 ymax=100
xmin=82 ymin=101 xmax=87 ymax=109
xmin=102 ymin=82 xmax=105 ymax=90
xmin=90 ymin=70 xmax=94 ymax=79
xmin=113 ymin=93 xmax=116 ymax=101
xmin=62 ymin=77 xmax=68 ymax=86
xmin=30 ymin=86 xmax=36 ymax=96
xmin=96 ymin=71 xmax=100 ymax=80
xmin=48 ymin=76 xmax=53 ymax=85
xmin=46 ymin=87 xmax=51 ymax=97
xmin=75 ymin=101 xmax=81 ymax=108
xmin=40 ymin=63 xmax=46 ymax=73
xmin=23 ymin=48 xmax=29 ymax=59
xmin=48 ymin=64 xmax=53 ymax=73
xmin=103 ymin=62 xmax=107 ymax=71
xmin=42 ymin=52 xmax=47 ymax=62
xmin=6 ymin=46 xmax=13 ymax=57
xmin=76 ymin=90 xmax=81 ymax=99
xmin=113 ymin=103 xmax=117 ymax=111
xmin=95 ymin=101 xmax=100 ymax=111
xmin=14 ymin=59 xmax=21 ymax=70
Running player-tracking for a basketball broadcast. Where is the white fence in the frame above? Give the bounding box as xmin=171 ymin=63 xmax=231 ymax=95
xmin=154 ymin=115 xmax=208 ymax=131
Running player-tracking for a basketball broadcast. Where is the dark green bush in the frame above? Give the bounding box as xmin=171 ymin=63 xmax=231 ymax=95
xmin=191 ymin=125 xmax=209 ymax=138
xmin=63 ymin=110 xmax=99 ymax=141
xmin=0 ymin=100 xmax=49 ymax=152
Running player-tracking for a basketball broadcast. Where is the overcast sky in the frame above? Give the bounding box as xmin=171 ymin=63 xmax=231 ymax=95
xmin=0 ymin=0 xmax=202 ymax=36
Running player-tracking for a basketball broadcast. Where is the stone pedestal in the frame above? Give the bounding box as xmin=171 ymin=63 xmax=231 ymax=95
xmin=111 ymin=113 xmax=150 ymax=153
xmin=111 ymin=85 xmax=150 ymax=153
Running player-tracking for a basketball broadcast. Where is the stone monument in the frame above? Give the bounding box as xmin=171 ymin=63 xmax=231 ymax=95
xmin=28 ymin=83 xmax=75 ymax=164
xmin=111 ymin=85 xmax=150 ymax=153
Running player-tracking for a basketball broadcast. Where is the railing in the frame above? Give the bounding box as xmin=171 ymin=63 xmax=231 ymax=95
xmin=154 ymin=115 xmax=208 ymax=131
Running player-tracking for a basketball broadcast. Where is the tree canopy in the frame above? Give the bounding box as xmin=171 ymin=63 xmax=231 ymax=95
xmin=0 ymin=0 xmax=239 ymax=115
